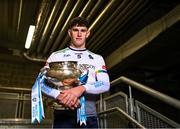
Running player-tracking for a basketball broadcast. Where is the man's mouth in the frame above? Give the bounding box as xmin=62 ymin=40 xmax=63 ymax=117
xmin=76 ymin=38 xmax=82 ymax=41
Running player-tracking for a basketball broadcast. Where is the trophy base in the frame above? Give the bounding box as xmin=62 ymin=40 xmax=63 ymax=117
xmin=52 ymin=102 xmax=69 ymax=110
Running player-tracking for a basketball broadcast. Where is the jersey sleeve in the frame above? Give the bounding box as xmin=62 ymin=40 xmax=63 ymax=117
xmin=83 ymin=55 xmax=110 ymax=94
xmin=40 ymin=58 xmax=60 ymax=99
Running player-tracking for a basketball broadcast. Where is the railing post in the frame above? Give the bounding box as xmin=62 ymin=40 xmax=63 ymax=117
xmin=129 ymin=85 xmax=134 ymax=118
xmin=99 ymin=94 xmax=104 ymax=128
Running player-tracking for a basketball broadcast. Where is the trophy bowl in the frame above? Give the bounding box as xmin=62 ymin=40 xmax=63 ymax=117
xmin=45 ymin=61 xmax=81 ymax=110
xmin=46 ymin=61 xmax=82 ymax=89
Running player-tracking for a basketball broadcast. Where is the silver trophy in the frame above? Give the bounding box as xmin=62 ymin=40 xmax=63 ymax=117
xmin=45 ymin=61 xmax=81 ymax=110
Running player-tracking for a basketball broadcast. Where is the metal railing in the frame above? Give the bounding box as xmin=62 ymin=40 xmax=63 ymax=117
xmin=98 ymin=76 xmax=180 ymax=128
xmin=98 ymin=107 xmax=145 ymax=128
xmin=111 ymin=76 xmax=180 ymax=110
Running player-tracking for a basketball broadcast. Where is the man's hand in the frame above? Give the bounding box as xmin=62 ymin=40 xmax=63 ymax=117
xmin=61 ymin=86 xmax=85 ymax=98
xmin=56 ymin=93 xmax=80 ymax=110
xmin=56 ymin=86 xmax=86 ymax=109
xmin=61 ymin=92 xmax=80 ymax=109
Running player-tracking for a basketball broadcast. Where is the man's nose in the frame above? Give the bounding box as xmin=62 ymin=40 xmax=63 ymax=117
xmin=77 ymin=31 xmax=82 ymax=36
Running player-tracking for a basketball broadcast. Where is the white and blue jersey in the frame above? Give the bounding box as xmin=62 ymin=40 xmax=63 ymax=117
xmin=41 ymin=46 xmax=110 ymax=117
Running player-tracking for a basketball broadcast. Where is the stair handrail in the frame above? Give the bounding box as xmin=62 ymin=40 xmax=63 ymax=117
xmin=110 ymin=76 xmax=180 ymax=110
xmin=98 ymin=107 xmax=146 ymax=129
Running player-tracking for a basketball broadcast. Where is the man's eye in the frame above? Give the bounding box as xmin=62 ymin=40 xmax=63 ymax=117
xmin=72 ymin=28 xmax=87 ymax=32
xmin=72 ymin=29 xmax=78 ymax=32
xmin=81 ymin=29 xmax=87 ymax=32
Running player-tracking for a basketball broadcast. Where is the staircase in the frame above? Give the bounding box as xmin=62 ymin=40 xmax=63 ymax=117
xmin=96 ymin=76 xmax=180 ymax=128
xmin=0 ymin=76 xmax=179 ymax=128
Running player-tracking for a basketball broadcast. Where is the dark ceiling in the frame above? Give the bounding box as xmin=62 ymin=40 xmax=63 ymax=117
xmin=0 ymin=0 xmax=179 ymax=81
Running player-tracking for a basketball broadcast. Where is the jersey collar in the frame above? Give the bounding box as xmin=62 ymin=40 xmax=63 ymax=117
xmin=68 ymin=46 xmax=86 ymax=51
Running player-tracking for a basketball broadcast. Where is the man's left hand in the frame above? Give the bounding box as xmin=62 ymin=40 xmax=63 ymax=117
xmin=58 ymin=86 xmax=85 ymax=109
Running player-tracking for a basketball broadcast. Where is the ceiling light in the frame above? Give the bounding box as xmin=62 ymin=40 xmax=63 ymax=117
xmin=25 ymin=25 xmax=35 ymax=49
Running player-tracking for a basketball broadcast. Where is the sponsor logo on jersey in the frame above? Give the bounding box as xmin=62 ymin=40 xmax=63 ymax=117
xmin=94 ymin=81 xmax=104 ymax=88
xmin=88 ymin=54 xmax=94 ymax=59
xmin=79 ymin=64 xmax=95 ymax=71
xmin=75 ymin=53 xmax=82 ymax=59
xmin=102 ymin=65 xmax=107 ymax=70
xmin=77 ymin=54 xmax=81 ymax=59
xmin=63 ymin=54 xmax=71 ymax=57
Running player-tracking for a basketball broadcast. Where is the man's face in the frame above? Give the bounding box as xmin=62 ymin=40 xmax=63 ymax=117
xmin=68 ymin=25 xmax=90 ymax=48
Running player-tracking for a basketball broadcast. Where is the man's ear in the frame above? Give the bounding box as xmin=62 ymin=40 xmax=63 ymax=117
xmin=68 ymin=29 xmax=72 ymax=37
xmin=86 ymin=30 xmax=90 ymax=38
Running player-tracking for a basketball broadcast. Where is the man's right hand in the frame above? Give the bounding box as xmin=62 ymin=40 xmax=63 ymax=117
xmin=56 ymin=92 xmax=80 ymax=110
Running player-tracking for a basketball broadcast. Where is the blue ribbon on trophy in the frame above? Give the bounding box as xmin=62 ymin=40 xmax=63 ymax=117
xmin=77 ymin=96 xmax=87 ymax=125
xmin=31 ymin=73 xmax=45 ymax=124
xmin=77 ymin=70 xmax=89 ymax=125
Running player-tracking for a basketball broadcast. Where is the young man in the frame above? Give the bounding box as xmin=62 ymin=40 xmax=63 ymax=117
xmin=41 ymin=17 xmax=110 ymax=128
